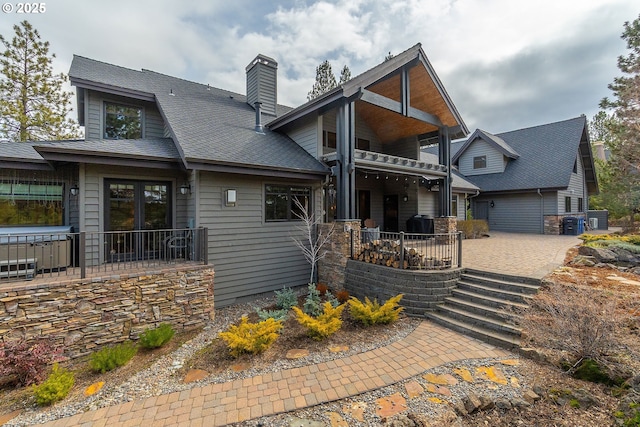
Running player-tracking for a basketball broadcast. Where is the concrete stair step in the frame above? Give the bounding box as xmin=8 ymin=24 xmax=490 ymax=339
xmin=457 ymin=280 xmax=531 ymax=303
xmin=464 ymin=269 xmax=541 ymax=287
xmin=451 ymin=288 xmax=529 ymax=310
xmin=435 ymin=304 xmax=521 ymax=335
xmin=444 ymin=296 xmax=524 ymax=320
xmin=461 ymin=273 xmax=540 ymax=295
xmin=425 ymin=312 xmax=521 ymax=349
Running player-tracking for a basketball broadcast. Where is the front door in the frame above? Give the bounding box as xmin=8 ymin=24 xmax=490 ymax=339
xmin=105 ymin=180 xmax=171 ymax=261
xmin=383 ymin=195 xmax=399 ymax=232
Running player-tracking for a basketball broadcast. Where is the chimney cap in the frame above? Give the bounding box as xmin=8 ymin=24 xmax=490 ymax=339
xmin=246 ymin=54 xmax=278 ymax=72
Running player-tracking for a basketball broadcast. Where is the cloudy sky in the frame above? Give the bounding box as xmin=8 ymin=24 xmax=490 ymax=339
xmin=0 ymin=0 xmax=637 ymax=133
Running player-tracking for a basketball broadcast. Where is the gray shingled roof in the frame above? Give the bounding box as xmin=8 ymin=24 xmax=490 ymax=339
xmin=0 ymin=141 xmax=52 ymax=163
xmin=423 ymin=116 xmax=591 ymax=193
xmin=68 ymin=56 xmax=327 ymax=175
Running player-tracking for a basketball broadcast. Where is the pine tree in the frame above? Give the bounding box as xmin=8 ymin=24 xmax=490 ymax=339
xmin=307 ymin=60 xmax=351 ymax=101
xmin=599 ymin=14 xmax=640 ymax=230
xmin=0 ymin=20 xmax=81 ymax=142
xmin=338 ymin=65 xmax=351 ymax=85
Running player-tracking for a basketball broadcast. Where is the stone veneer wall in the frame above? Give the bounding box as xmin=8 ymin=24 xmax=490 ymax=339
xmin=318 ymin=220 xmax=361 ymax=289
xmin=544 ymin=214 xmax=586 ymax=235
xmin=345 ymin=260 xmax=461 ymax=316
xmin=0 ymin=266 xmax=214 ymax=360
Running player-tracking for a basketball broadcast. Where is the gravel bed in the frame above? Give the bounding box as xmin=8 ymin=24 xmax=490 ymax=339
xmin=6 ymin=296 xmax=422 ymax=427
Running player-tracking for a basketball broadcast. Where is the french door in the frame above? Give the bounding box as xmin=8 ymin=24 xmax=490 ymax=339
xmin=105 ymin=180 xmax=171 ymax=261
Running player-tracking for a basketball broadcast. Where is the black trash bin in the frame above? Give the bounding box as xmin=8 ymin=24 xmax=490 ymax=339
xmin=563 ymin=217 xmax=579 ymax=235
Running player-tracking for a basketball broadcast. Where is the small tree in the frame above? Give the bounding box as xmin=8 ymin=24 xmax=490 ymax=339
xmin=0 ymin=20 xmax=81 ymax=141
xmin=291 ymin=197 xmax=334 ymax=284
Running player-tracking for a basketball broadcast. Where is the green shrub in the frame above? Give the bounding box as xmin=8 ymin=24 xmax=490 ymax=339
xmin=219 ymin=316 xmax=283 ymax=357
xmin=275 ymin=287 xmax=297 ymax=310
xmin=138 ymin=323 xmax=175 ymax=349
xmin=292 ymin=302 xmax=345 ymax=340
xmin=303 ymin=283 xmax=322 ymax=316
xmin=89 ymin=341 xmax=138 ymax=373
xmin=33 ymin=363 xmax=74 ymax=406
xmin=326 ymin=292 xmax=340 ymax=308
xmin=256 ymin=308 xmax=289 ymax=322
xmin=349 ymin=294 xmax=404 ymax=326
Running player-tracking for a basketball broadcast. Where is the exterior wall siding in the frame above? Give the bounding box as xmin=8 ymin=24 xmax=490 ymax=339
xmin=198 ymin=172 xmax=319 ymax=307
xmin=474 ymin=193 xmax=543 ymax=233
xmin=458 ymin=140 xmax=505 ymax=176
xmin=556 ymin=154 xmax=586 ymax=215
xmin=285 ymin=116 xmax=318 ymax=159
xmin=418 ymin=187 xmax=438 ymax=217
xmin=382 ymin=136 xmax=419 ymax=160
xmin=85 ymin=90 xmax=165 ymax=139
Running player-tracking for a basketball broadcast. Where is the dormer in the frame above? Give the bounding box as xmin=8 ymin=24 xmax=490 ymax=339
xmin=453 ymin=129 xmax=519 ymax=176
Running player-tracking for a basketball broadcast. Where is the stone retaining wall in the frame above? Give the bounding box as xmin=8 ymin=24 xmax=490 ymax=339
xmin=345 ymin=260 xmax=461 ymax=316
xmin=318 ymin=220 xmax=361 ymax=290
xmin=0 ymin=266 xmax=214 ymax=360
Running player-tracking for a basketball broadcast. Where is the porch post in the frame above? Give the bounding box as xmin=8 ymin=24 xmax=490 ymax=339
xmin=438 ymin=126 xmax=452 ymax=217
xmin=336 ymin=101 xmax=356 ymax=220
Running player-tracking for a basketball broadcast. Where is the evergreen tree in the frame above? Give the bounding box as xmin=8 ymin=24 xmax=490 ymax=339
xmin=0 ymin=20 xmax=81 ymax=142
xmin=307 ymin=60 xmax=351 ymax=101
xmin=599 ymin=14 xmax=640 ymax=230
xmin=338 ymin=65 xmax=351 ymax=85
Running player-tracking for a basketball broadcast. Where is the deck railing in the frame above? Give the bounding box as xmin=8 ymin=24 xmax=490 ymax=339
xmin=0 ymin=227 xmax=208 ymax=282
xmin=351 ymin=229 xmax=462 ymax=270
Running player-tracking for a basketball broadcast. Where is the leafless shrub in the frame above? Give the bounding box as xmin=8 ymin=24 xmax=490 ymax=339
xmin=517 ymin=281 xmax=633 ymax=375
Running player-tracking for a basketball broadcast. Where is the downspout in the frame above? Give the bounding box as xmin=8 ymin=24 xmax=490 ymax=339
xmin=537 ymin=189 xmax=544 ymax=234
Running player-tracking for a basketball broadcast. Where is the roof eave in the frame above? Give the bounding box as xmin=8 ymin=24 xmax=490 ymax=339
xmin=69 ymin=77 xmax=155 ymax=102
xmin=185 ymin=159 xmax=329 ymax=180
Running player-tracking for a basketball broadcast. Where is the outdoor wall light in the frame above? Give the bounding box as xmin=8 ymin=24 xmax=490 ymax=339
xmin=69 ymin=184 xmax=79 ymax=197
xmin=490 ymin=200 xmax=495 ymax=208
xmin=180 ymin=183 xmax=191 ymax=195
xmin=225 ymin=189 xmax=237 ymax=207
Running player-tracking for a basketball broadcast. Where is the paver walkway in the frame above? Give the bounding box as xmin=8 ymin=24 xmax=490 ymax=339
xmin=38 ymin=322 xmax=509 ymax=427
xmin=461 ymin=231 xmax=582 ymax=278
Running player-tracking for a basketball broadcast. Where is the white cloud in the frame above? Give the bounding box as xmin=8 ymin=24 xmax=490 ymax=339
xmin=0 ymin=0 xmax=637 ymax=131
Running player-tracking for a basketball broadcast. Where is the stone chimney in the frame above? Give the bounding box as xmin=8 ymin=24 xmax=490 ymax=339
xmin=246 ymin=54 xmax=278 ymax=117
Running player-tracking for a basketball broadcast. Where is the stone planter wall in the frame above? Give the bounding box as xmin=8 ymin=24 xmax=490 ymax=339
xmin=0 ymin=266 xmax=214 ymax=360
xmin=345 ymin=259 xmax=461 ymax=316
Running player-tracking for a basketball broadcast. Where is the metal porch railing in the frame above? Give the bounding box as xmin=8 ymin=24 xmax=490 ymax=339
xmin=0 ymin=227 xmax=208 ymax=283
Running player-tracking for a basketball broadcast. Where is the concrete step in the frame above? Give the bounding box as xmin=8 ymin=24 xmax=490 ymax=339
xmin=451 ymin=288 xmax=529 ymax=310
xmin=461 ymin=272 xmax=540 ymax=295
xmin=464 ymin=269 xmax=541 ymax=287
xmin=434 ymin=303 xmax=521 ymax=336
xmin=456 ymin=280 xmax=532 ymax=304
xmin=425 ymin=312 xmax=521 ymax=349
xmin=444 ymin=296 xmax=524 ymax=320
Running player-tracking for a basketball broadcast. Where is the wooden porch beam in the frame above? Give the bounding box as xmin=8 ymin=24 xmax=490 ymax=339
xmin=360 ymin=89 xmax=443 ymax=128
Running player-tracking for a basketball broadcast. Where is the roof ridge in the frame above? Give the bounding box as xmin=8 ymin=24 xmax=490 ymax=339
xmin=496 ymin=115 xmax=585 ymax=136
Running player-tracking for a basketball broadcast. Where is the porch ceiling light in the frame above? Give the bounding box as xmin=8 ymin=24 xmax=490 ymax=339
xmin=180 ymin=183 xmax=191 ymax=195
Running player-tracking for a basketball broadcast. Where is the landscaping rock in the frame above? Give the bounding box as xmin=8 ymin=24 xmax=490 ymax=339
xmin=462 ymin=391 xmax=482 ymax=414
xmin=572 ymin=388 xmax=599 ymax=409
xmin=495 ymin=398 xmax=513 ymax=410
xmin=478 ymin=394 xmax=495 ymax=411
xmin=578 ymin=246 xmax=618 ymax=263
xmin=451 ymin=398 xmax=468 ymax=416
xmin=523 ymin=389 xmax=541 ymax=404
xmin=571 ymin=255 xmax=597 ymax=267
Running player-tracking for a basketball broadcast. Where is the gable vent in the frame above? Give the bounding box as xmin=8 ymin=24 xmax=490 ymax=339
xmin=246 ymin=54 xmax=278 ymax=117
